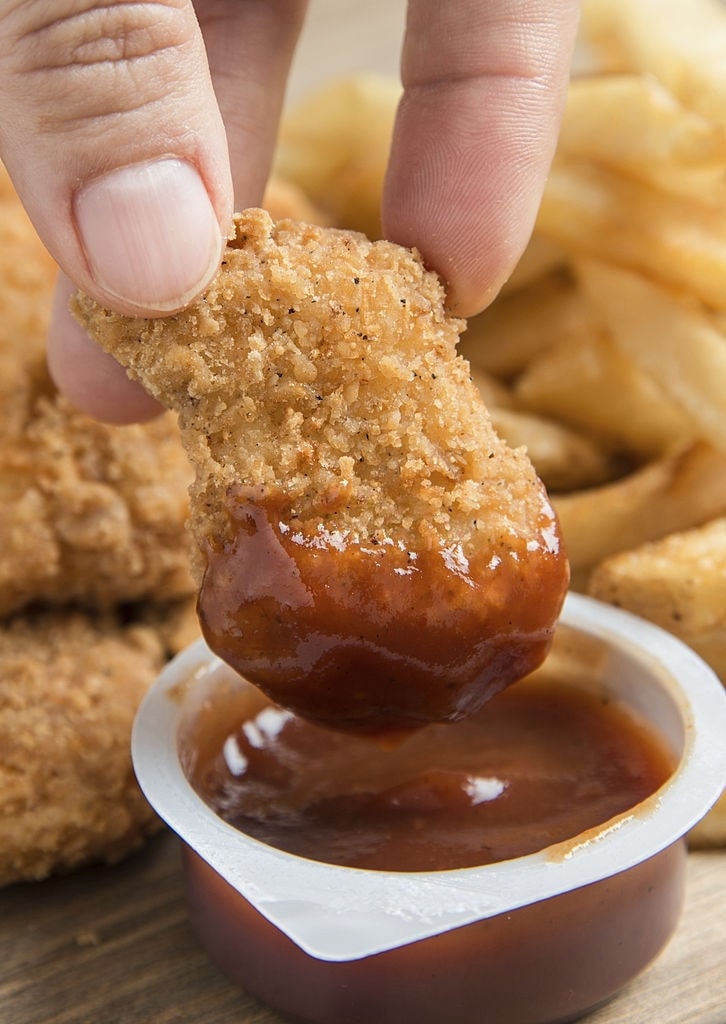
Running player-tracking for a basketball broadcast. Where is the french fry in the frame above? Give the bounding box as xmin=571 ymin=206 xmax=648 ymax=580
xmin=588 ymin=517 xmax=726 ymax=679
xmin=537 ymin=160 xmax=726 ymax=310
xmin=488 ymin=408 xmax=621 ymax=493
xmin=500 ymin=236 xmax=567 ymax=295
xmin=576 ymin=2 xmax=633 ymax=73
xmin=552 ymin=442 xmax=726 ymax=579
xmin=514 ymin=332 xmax=694 ymax=458
xmin=262 ymin=176 xmax=331 ymax=225
xmin=589 ymin=512 xmax=724 ymax=856
xmin=588 ymin=514 xmax=726 ymax=849
xmin=559 ymin=74 xmax=726 ymax=175
xmin=461 ymin=269 xmax=597 ymax=379
xmin=580 ymin=0 xmax=726 ymax=128
xmin=575 ymin=259 xmax=726 ymax=452
xmin=274 ymin=74 xmax=400 ymax=239
xmin=467 ymin=366 xmax=514 ymax=410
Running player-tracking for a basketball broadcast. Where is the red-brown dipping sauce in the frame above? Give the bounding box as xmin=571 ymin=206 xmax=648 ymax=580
xmin=198 ymin=490 xmax=569 ymax=732
xmin=186 ymin=673 xmax=674 ymax=872
xmin=182 ymin=663 xmax=684 ymax=1024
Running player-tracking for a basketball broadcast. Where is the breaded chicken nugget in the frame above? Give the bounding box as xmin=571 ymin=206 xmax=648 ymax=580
xmin=0 ymin=163 xmax=195 ymax=617
xmin=0 ymin=389 xmax=195 ymax=617
xmin=0 ymin=163 xmax=202 ymax=882
xmin=73 ymin=210 xmax=569 ymax=731
xmin=0 ymin=600 xmax=196 ymax=886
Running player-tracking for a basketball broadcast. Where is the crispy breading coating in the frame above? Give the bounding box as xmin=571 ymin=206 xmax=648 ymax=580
xmin=0 ymin=163 xmax=202 ymax=881
xmin=0 ymin=163 xmax=195 ymax=616
xmin=0 ymin=600 xmax=196 ymax=886
xmin=0 ymin=391 xmax=195 ymax=617
xmin=73 ymin=209 xmax=569 ymax=729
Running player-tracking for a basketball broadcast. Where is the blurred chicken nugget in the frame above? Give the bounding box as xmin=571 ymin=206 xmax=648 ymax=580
xmin=0 ymin=164 xmax=195 ymax=617
xmin=0 ymin=600 xmax=196 ymax=886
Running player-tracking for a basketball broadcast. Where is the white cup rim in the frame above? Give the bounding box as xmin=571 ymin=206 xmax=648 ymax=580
xmin=132 ymin=591 xmax=726 ymax=961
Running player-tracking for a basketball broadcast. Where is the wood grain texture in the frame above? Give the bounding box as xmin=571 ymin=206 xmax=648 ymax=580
xmin=0 ymin=832 xmax=724 ymax=1024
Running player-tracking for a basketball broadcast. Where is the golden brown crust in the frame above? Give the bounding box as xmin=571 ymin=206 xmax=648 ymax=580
xmin=0 ymin=601 xmax=196 ymax=886
xmin=0 ymin=162 xmax=195 ymax=617
xmin=0 ymin=394 xmax=195 ymax=616
xmin=73 ymin=209 xmax=563 ymax=579
xmin=72 ymin=209 xmax=568 ymax=729
xmin=0 ymin=163 xmax=202 ymax=880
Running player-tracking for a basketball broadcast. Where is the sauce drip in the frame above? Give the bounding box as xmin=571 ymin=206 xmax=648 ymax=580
xmin=187 ymin=674 xmax=674 ymax=872
xmin=198 ymin=490 xmax=569 ymax=731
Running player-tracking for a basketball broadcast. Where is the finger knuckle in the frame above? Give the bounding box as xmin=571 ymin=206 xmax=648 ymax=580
xmin=1 ymin=1 xmax=195 ymax=126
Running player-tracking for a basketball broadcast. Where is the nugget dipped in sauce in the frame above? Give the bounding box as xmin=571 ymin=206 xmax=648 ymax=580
xmin=73 ymin=209 xmax=569 ymax=732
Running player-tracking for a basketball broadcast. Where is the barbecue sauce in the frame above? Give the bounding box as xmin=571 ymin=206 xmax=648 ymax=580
xmin=186 ymin=671 xmax=674 ymax=872
xmin=198 ymin=489 xmax=569 ymax=732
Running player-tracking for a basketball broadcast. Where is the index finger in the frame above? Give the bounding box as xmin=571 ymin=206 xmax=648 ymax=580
xmin=382 ymin=0 xmax=580 ymax=316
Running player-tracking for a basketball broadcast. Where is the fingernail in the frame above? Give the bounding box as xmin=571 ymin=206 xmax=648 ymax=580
xmin=74 ymin=158 xmax=223 ymax=313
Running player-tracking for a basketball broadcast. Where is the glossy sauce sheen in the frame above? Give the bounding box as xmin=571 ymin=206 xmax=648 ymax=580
xmin=188 ymin=676 xmax=674 ymax=872
xmin=198 ymin=491 xmax=568 ymax=731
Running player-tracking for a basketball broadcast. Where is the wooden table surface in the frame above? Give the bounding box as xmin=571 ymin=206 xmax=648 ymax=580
xmin=1 ymin=3 xmax=725 ymax=1022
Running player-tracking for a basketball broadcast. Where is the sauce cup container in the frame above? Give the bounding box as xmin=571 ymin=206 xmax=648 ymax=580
xmin=132 ymin=591 xmax=726 ymax=1024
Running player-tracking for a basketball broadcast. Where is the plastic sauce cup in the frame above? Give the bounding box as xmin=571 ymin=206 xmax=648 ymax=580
xmin=132 ymin=592 xmax=726 ymax=1024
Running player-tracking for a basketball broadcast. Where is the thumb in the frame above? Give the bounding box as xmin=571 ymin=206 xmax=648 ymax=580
xmin=0 ymin=1 xmax=232 ymax=317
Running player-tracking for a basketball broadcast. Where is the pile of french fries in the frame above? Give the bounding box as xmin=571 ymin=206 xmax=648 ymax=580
xmin=273 ymin=0 xmax=726 ymax=844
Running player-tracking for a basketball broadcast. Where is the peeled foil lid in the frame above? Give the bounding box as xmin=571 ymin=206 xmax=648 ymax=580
xmin=132 ymin=592 xmax=726 ymax=962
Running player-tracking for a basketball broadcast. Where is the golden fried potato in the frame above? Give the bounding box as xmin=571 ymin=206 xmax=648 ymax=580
xmin=514 ymin=331 xmax=694 ymax=458
xmin=580 ymin=0 xmax=726 ymax=127
xmin=489 ymin=408 xmax=621 ymax=494
xmin=553 ymin=443 xmax=726 ymax=582
xmin=262 ymin=175 xmax=330 ymax=225
xmin=537 ymin=160 xmax=726 ymax=310
xmin=499 ymin=236 xmax=567 ymax=295
xmin=588 ymin=517 xmax=726 ymax=680
xmin=587 ymin=516 xmax=726 ymax=848
xmin=274 ymin=74 xmax=400 ymax=239
xmin=468 ymin=365 xmax=514 ymax=409
xmin=460 ymin=268 xmax=597 ymax=380
xmin=467 ymin=363 xmax=621 ymax=492
xmin=73 ymin=209 xmax=569 ymax=732
xmin=559 ymin=74 xmax=726 ymax=178
xmin=576 ymin=259 xmax=726 ymax=452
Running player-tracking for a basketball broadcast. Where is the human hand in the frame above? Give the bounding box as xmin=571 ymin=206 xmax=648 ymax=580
xmin=0 ymin=0 xmax=579 ymax=423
